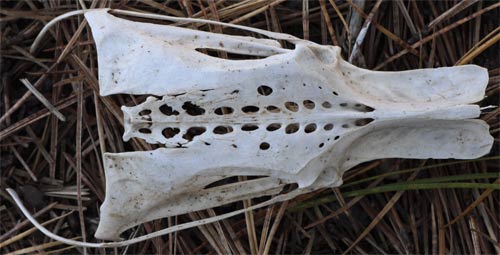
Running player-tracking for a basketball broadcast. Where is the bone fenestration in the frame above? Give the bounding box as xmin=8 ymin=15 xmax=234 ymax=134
xmin=81 ymin=11 xmax=493 ymax=239
xmin=85 ymin=9 xmax=494 ymax=241
xmin=77 ymin=11 xmax=493 ymax=239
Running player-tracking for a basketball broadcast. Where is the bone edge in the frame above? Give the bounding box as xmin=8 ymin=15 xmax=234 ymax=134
xmin=109 ymin=9 xmax=305 ymax=43
xmin=31 ymin=8 xmax=308 ymax=55
xmin=6 ymin=187 xmax=301 ymax=248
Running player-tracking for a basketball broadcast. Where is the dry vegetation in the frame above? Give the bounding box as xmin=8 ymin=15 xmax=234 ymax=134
xmin=1 ymin=0 xmax=499 ymax=254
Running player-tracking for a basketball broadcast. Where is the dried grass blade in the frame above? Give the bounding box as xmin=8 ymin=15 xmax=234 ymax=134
xmin=319 ymin=0 xmax=338 ymax=46
xmin=229 ymin=0 xmax=286 ymax=25
xmin=469 ymin=217 xmax=482 ymax=254
xmin=10 ymin=145 xmax=38 ymax=181
xmin=342 ymin=167 xmax=423 ymax=254
xmin=19 ymin=79 xmax=65 ymax=121
xmin=0 ymin=210 xmax=73 ymax=248
xmin=5 ymin=237 xmax=80 ymax=255
xmin=328 ymin=0 xmax=350 ymax=46
xmin=0 ymin=202 xmax=57 ymax=242
xmin=35 ymin=245 xmax=78 ymax=255
xmin=472 ymin=188 xmax=500 ymax=254
xmin=141 ymin=0 xmax=184 ymax=17
xmin=395 ymin=0 xmax=418 ymax=37
xmin=375 ymin=2 xmax=500 ymax=70
xmin=445 ymin=178 xmax=500 ymax=227
xmin=346 ymin=0 xmax=417 ymax=56
xmin=456 ymin=31 xmax=500 ymax=65
xmin=232 ymin=175 xmax=257 ymax=254
xmin=10 ymin=45 xmax=50 ymax=70
xmin=75 ymin=82 xmax=87 ymax=253
xmin=25 ymin=126 xmax=54 ymax=165
xmin=302 ymin=229 xmax=315 ymax=255
xmin=428 ymin=0 xmax=479 ymax=29
xmin=302 ymin=177 xmax=385 ymax=228
xmin=349 ymin=0 xmax=382 ymax=63
xmin=93 ymin=92 xmax=106 ymax=189
xmin=55 ymin=20 xmax=88 ymax=64
xmin=258 ymin=204 xmax=275 ymax=254
xmin=470 ymin=229 xmax=500 ymax=249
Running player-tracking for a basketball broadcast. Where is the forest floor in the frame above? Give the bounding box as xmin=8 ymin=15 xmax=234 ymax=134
xmin=1 ymin=1 xmax=499 ymax=254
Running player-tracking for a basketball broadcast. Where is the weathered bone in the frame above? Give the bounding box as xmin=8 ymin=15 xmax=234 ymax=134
xmin=80 ymin=9 xmax=494 ymax=241
xmin=8 ymin=9 xmax=493 ymax=246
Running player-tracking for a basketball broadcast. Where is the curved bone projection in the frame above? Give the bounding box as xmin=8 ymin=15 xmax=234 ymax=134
xmin=68 ymin=9 xmax=494 ymax=241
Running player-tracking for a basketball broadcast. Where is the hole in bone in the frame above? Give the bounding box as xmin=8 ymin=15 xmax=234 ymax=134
xmin=332 ymin=91 xmax=339 ymax=96
xmin=138 ymin=128 xmax=152 ymax=134
xmin=355 ymin=118 xmax=374 ymax=126
xmin=319 ymin=143 xmax=324 ymax=148
xmin=266 ymin=123 xmax=281 ymax=131
xmin=364 ymin=105 xmax=375 ymax=112
xmin=213 ymin=126 xmax=233 ymax=134
xmin=339 ymin=103 xmax=348 ymax=107
xmin=195 ymin=48 xmax=269 ymax=60
xmin=182 ymin=101 xmax=206 ymax=116
xmin=285 ymin=123 xmax=299 ymax=134
xmin=182 ymin=127 xmax=206 ymax=141
xmin=241 ymin=124 xmax=259 ymax=131
xmin=334 ymin=136 xmax=340 ymax=140
xmin=203 ymin=176 xmax=239 ymax=189
xmin=304 ymin=123 xmax=317 ymax=133
xmin=203 ymin=176 xmax=268 ymax=190
xmin=303 ymin=100 xmax=315 ymax=109
xmin=162 ymin=127 xmax=180 ymax=138
xmin=279 ymin=183 xmax=299 ymax=195
xmin=285 ymin=102 xmax=299 ymax=112
xmin=257 ymin=85 xmax=273 ymax=96
xmin=324 ymin=124 xmax=334 ymax=130
xmin=138 ymin=109 xmax=152 ymax=116
xmin=322 ymin=101 xmax=332 ymax=108
xmin=242 ymin=106 xmax=260 ymax=113
xmin=170 ymin=92 xmax=186 ymax=97
xmin=266 ymin=105 xmax=280 ymax=113
xmin=353 ymin=103 xmax=375 ymax=112
xmin=260 ymin=142 xmax=270 ymax=150
xmin=342 ymin=124 xmax=349 ymax=128
xmin=159 ymin=104 xmax=179 ymax=116
xmin=214 ymin=106 xmax=234 ymax=115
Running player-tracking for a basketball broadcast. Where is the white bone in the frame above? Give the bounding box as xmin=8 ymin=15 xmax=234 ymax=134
xmin=79 ymin=9 xmax=494 ymax=241
xmin=10 ymin=9 xmax=493 ymax=246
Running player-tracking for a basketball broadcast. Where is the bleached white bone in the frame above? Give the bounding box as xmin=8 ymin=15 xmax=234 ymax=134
xmin=9 ymin=9 xmax=493 ymax=246
xmin=81 ymin=9 xmax=493 ymax=241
